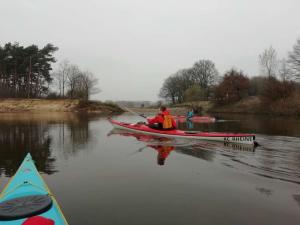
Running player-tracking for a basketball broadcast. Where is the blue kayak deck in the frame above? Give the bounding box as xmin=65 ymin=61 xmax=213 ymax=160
xmin=0 ymin=153 xmax=68 ymax=225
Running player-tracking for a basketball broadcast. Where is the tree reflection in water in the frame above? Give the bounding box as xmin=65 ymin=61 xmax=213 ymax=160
xmin=0 ymin=121 xmax=55 ymax=176
xmin=0 ymin=113 xmax=94 ymax=177
xmin=56 ymin=114 xmax=91 ymax=157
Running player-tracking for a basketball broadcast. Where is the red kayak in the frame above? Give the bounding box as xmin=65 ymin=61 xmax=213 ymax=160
xmin=174 ymin=115 xmax=216 ymax=123
xmin=108 ymin=118 xmax=256 ymax=145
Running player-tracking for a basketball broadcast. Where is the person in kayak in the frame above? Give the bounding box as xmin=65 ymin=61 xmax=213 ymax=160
xmin=147 ymin=106 xmax=176 ymax=130
xmin=186 ymin=108 xmax=194 ymax=119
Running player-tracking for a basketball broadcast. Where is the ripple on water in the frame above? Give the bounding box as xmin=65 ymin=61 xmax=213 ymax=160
xmin=188 ymin=134 xmax=300 ymax=185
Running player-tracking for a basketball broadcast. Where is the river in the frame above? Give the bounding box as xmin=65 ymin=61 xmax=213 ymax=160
xmin=0 ymin=112 xmax=299 ymax=225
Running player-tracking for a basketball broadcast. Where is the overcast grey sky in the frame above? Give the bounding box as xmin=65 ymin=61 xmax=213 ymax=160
xmin=1 ymin=0 xmax=299 ymax=101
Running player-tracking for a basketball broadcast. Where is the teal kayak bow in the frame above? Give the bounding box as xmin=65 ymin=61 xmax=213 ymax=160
xmin=0 ymin=153 xmax=68 ymax=224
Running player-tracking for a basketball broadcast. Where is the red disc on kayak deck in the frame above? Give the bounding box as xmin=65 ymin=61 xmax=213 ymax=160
xmin=22 ymin=216 xmax=55 ymax=225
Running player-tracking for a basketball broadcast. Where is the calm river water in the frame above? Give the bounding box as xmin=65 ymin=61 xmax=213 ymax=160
xmin=0 ymin=112 xmax=300 ymax=225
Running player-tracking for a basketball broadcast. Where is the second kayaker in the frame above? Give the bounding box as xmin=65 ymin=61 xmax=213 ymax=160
xmin=147 ymin=106 xmax=176 ymax=130
xmin=187 ymin=108 xmax=194 ymax=119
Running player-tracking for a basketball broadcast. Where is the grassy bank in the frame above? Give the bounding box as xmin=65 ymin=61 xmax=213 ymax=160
xmin=208 ymin=96 xmax=300 ymax=116
xmin=172 ymin=101 xmax=213 ymax=113
xmin=126 ymin=107 xmax=188 ymax=116
xmin=156 ymin=96 xmax=300 ymax=117
xmin=208 ymin=97 xmax=262 ymax=114
xmin=0 ymin=99 xmax=123 ymax=114
xmin=127 ymin=101 xmax=213 ymax=116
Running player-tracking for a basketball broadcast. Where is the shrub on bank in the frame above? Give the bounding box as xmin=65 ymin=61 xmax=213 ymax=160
xmin=260 ymin=77 xmax=295 ymax=102
xmin=257 ymin=77 xmax=299 ymax=115
xmin=210 ymin=76 xmax=300 ymax=116
xmin=214 ymin=69 xmax=250 ymax=105
xmin=249 ymin=76 xmax=268 ymax=96
xmin=265 ymin=92 xmax=300 ymax=116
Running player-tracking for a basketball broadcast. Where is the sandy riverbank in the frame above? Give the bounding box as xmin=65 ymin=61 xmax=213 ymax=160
xmin=0 ymin=99 xmax=123 ymax=114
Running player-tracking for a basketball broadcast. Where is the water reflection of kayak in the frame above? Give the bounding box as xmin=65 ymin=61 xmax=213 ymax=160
xmin=108 ymin=129 xmax=256 ymax=152
xmin=108 ymin=130 xmax=175 ymax=165
xmin=108 ymin=118 xmax=256 ymax=145
xmin=107 ymin=129 xmax=256 ymax=164
xmin=107 ymin=128 xmax=169 ymax=142
xmin=191 ymin=141 xmax=256 ymax=152
xmin=174 ymin=116 xmax=216 ymax=123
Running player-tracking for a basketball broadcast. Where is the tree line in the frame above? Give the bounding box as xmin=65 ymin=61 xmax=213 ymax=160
xmin=53 ymin=60 xmax=100 ymax=100
xmin=0 ymin=42 xmax=58 ymax=98
xmin=0 ymin=42 xmax=100 ymax=100
xmin=159 ymin=59 xmax=218 ymax=104
xmin=159 ymin=38 xmax=300 ymax=107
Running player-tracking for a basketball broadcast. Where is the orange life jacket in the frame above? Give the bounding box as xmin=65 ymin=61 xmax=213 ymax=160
xmin=162 ymin=115 xmax=173 ymax=129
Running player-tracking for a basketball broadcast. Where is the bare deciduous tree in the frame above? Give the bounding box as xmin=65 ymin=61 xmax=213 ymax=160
xmin=190 ymin=59 xmax=218 ymax=89
xmin=66 ymin=64 xmax=81 ymax=98
xmin=288 ymin=38 xmax=300 ymax=80
xmin=54 ymin=61 xmax=100 ymax=100
xmin=159 ymin=76 xmax=177 ymax=104
xmin=159 ymin=70 xmax=192 ymax=104
xmin=159 ymin=59 xmax=218 ymax=103
xmin=259 ymin=46 xmax=278 ymax=78
xmin=55 ymin=59 xmax=70 ymax=97
xmin=75 ymin=71 xmax=101 ymax=100
xmin=278 ymin=58 xmax=292 ymax=81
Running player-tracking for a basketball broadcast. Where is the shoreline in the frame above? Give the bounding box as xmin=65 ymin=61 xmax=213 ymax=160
xmin=0 ymin=98 xmax=123 ymax=114
xmin=174 ymin=97 xmax=300 ymax=117
xmin=1 ymin=97 xmax=299 ymax=117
